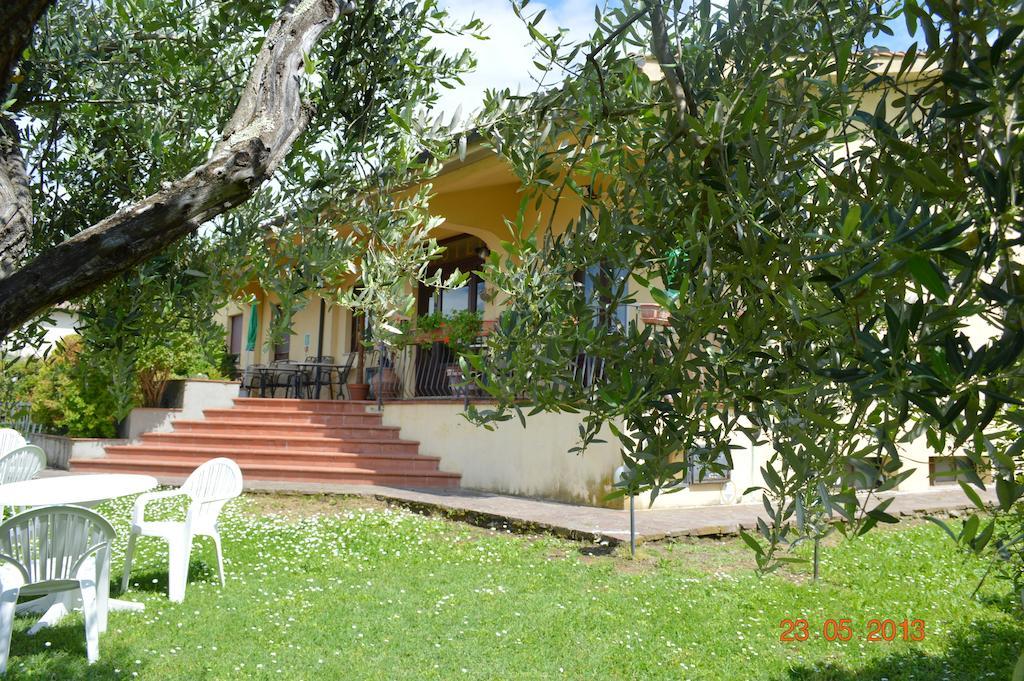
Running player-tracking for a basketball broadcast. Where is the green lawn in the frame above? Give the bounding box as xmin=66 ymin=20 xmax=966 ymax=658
xmin=4 ymin=493 xmax=1021 ymax=680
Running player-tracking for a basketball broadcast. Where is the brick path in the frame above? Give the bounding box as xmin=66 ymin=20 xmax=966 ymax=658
xmin=235 ymin=479 xmax=997 ymax=544
xmin=43 ymin=469 xmax=994 ymax=544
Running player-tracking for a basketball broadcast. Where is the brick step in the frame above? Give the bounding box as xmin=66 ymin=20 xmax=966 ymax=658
xmin=72 ymin=457 xmax=460 ymax=487
xmin=201 ymin=408 xmax=383 ymax=426
xmin=171 ymin=419 xmax=401 ymax=440
xmin=137 ymin=432 xmax=419 ymax=455
xmin=98 ymin=447 xmax=444 ymax=472
xmin=231 ymin=398 xmax=376 ymax=414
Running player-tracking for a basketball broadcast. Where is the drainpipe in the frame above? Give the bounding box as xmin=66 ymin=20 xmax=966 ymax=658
xmin=376 ymin=341 xmax=384 ymax=412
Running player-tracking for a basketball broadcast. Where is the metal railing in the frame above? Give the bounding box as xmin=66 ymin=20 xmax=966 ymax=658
xmin=363 ymin=342 xmax=485 ymax=403
xmin=0 ymin=401 xmax=43 ymax=435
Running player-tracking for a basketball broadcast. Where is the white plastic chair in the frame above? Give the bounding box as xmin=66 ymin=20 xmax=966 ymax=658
xmin=0 ymin=431 xmax=25 ymax=458
xmin=0 ymin=445 xmax=45 ymax=486
xmin=121 ymin=458 xmax=243 ymax=603
xmin=0 ymin=505 xmax=115 ymax=671
xmin=0 ymin=445 xmax=47 ymax=519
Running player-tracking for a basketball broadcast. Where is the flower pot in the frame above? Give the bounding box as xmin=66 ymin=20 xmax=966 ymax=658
xmin=347 ymin=383 xmax=370 ymax=401
xmin=368 ymin=367 xmax=401 ymax=400
xmin=638 ymin=303 xmax=671 ymax=326
xmin=445 ymin=364 xmax=480 ymax=397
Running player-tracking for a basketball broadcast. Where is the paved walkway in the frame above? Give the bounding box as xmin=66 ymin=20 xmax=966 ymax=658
xmin=226 ymin=479 xmax=997 ymax=544
xmin=44 ymin=469 xmax=993 ymax=544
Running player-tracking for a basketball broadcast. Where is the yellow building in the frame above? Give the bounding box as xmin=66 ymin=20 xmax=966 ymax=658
xmin=215 ymin=52 xmax=968 ymax=508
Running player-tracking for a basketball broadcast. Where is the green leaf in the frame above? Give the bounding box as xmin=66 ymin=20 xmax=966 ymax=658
xmin=972 ymin=519 xmax=995 ymax=552
xmin=960 ymin=514 xmax=980 ymax=544
xmin=959 ymin=481 xmax=986 ymax=510
xmin=924 ymin=516 xmax=958 ymax=543
xmin=841 ymin=204 xmax=861 ymax=238
xmin=739 ymin=530 xmax=764 ymax=556
xmin=939 ymin=101 xmax=989 ymax=118
xmin=996 ymin=477 xmax=1019 ymax=511
xmin=906 ymin=256 xmax=948 ymax=300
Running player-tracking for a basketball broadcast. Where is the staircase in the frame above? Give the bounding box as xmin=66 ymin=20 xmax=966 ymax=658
xmin=71 ymin=398 xmax=461 ymax=488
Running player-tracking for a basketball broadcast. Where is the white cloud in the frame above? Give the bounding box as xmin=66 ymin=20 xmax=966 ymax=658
xmin=430 ymin=0 xmax=599 ymax=119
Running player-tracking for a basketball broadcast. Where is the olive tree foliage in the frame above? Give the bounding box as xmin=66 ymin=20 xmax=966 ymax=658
xmin=468 ymin=0 xmax=1024 ymax=578
xmin=0 ymin=0 xmax=480 ymax=342
xmin=0 ymin=0 xmax=480 ymax=400
xmin=187 ymin=1 xmax=480 ymax=349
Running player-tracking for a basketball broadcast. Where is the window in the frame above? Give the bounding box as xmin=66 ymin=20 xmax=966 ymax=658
xmin=930 ymin=456 xmax=975 ymax=486
xmin=686 ymin=450 xmax=731 ymax=484
xmin=579 ymin=263 xmax=631 ymax=331
xmin=228 ymin=314 xmax=243 ymax=355
xmin=417 ymin=235 xmax=487 ymax=316
xmin=272 ymin=306 xmax=291 ymax=361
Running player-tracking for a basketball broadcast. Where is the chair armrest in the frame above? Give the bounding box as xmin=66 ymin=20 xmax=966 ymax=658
xmin=0 ymin=553 xmax=27 ymax=590
xmin=132 ymin=489 xmax=189 ymax=526
xmin=72 ymin=541 xmax=110 ymax=581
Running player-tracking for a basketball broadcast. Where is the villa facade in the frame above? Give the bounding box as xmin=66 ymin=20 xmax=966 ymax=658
xmin=200 ymin=52 xmax=987 ymax=509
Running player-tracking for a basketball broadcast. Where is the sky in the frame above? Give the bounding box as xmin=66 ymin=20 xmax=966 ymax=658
xmin=432 ymin=0 xmax=918 ymax=117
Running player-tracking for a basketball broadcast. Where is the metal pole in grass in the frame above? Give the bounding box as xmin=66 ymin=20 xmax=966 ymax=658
xmin=613 ymin=465 xmax=635 ymax=557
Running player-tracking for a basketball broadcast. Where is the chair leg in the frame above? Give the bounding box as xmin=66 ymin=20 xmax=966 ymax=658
xmin=120 ymin=532 xmax=137 ymax=593
xmin=80 ymin=577 xmax=101 ymax=663
xmin=0 ymin=587 xmax=20 ymax=675
xmin=211 ymin=532 xmax=226 ymax=587
xmin=97 ymin=548 xmax=110 ymax=633
xmin=167 ymin=534 xmax=193 ymax=603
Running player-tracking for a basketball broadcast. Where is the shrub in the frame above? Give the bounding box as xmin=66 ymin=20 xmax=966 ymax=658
xmin=20 ymin=336 xmax=121 ymax=438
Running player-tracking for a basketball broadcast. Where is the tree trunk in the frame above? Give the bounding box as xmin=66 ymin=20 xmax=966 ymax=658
xmin=0 ymin=0 xmax=55 ymax=281
xmin=0 ymin=118 xmax=31 ymax=279
xmin=0 ymin=0 xmax=350 ymax=339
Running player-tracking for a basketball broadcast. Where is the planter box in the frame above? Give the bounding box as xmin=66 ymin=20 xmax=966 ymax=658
xmin=638 ymin=303 xmax=671 ymax=326
xmin=403 ymin=319 xmax=498 ymax=346
xmin=29 ymin=433 xmax=128 ymax=470
xmin=118 ymin=408 xmax=180 ymax=439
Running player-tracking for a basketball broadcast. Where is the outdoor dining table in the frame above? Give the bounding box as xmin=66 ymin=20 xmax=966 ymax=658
xmin=0 ymin=473 xmax=158 ymax=634
xmin=293 ymin=361 xmax=338 ymax=400
xmin=252 ymin=362 xmax=345 ymax=399
xmin=251 ymin=364 xmax=301 ymax=398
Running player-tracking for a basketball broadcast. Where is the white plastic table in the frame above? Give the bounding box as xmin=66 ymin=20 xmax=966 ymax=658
xmin=0 ymin=473 xmax=158 ymax=634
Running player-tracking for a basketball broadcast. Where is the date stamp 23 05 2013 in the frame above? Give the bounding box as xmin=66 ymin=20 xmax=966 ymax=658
xmin=779 ymin=618 xmax=926 ymax=643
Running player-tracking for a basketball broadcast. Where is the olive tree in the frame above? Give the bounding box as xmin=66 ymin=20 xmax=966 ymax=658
xmin=0 ymin=0 xmax=479 ymax=340
xmin=468 ymin=0 xmax=1024 ymax=585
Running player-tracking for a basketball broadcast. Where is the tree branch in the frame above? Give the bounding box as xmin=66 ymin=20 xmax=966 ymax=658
xmin=0 ymin=0 xmax=55 ymax=98
xmin=648 ymin=2 xmax=697 ymax=130
xmin=0 ymin=0 xmax=352 ymax=338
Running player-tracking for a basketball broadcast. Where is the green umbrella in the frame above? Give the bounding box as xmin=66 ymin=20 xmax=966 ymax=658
xmin=245 ymin=303 xmax=259 ymax=352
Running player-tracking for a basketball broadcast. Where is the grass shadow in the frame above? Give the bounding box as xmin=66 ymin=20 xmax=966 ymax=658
xmin=6 ymin=620 xmax=144 ymax=680
xmin=118 ymin=560 xmax=217 ymax=597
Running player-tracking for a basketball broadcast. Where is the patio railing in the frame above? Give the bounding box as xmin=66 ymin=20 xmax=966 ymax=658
xmin=0 ymin=401 xmax=43 ymax=435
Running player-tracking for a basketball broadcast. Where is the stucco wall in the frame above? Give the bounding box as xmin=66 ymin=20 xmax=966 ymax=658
xmin=118 ymin=379 xmax=239 ymax=440
xmin=17 ymin=309 xmax=78 ymax=357
xmin=381 ymin=401 xmax=625 ymax=507
xmin=379 ymin=401 xmax=776 ymax=509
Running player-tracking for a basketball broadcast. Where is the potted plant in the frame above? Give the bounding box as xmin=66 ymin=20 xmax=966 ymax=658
xmin=369 ymin=351 xmax=402 ymax=400
xmin=347 ymin=313 xmax=370 ymax=401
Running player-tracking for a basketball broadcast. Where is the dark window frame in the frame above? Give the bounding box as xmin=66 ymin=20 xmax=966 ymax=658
xmin=228 ymin=314 xmax=243 ymax=355
xmin=685 ymin=451 xmax=732 ymax=484
xmin=272 ymin=306 xmax=291 ymax=361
